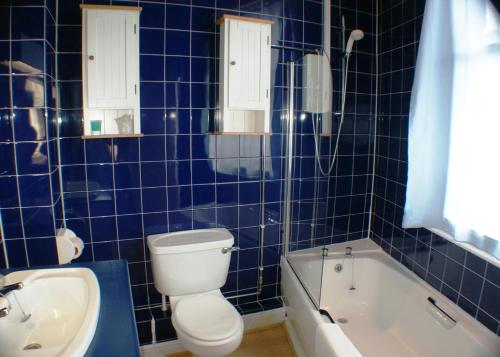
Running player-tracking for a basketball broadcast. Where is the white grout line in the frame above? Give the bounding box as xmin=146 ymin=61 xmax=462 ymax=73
xmin=7 ymin=5 xmax=30 ymax=267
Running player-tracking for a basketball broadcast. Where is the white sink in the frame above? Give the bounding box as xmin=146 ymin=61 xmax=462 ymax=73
xmin=0 ymin=268 xmax=100 ymax=357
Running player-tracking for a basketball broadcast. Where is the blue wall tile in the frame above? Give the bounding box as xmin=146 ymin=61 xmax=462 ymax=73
xmin=114 ymin=163 xmax=141 ymax=189
xmin=191 ymin=135 xmax=216 ymax=159
xmin=93 ymin=241 xmax=119 ymax=261
xmin=118 ymin=214 xmax=143 ymax=240
xmin=5 ymin=239 xmax=29 ymax=268
xmin=0 ymin=177 xmax=19 ymax=208
xmin=19 ymin=174 xmax=52 ymax=207
xmin=140 ymin=82 xmax=165 ymax=108
xmin=141 ymin=162 xmax=166 ymax=187
xmin=11 ymin=6 xmax=44 ymax=40
xmin=165 ymin=31 xmax=190 ymax=55
xmin=193 ymin=183 xmax=216 ymax=207
xmin=26 ymin=238 xmax=58 ymax=265
xmin=88 ymin=191 xmax=115 ymax=217
xmin=142 ymin=187 xmax=167 ymax=213
xmin=166 ymin=160 xmax=191 ymax=186
xmin=191 ymin=160 xmax=215 ymax=184
xmin=114 ymin=138 xmax=139 ymax=162
xmin=22 ymin=206 xmax=55 ymax=238
xmin=140 ymin=28 xmax=165 ymax=54
xmin=116 ymin=189 xmax=142 ymax=215
xmin=140 ymin=2 xmax=165 ymax=29
xmin=91 ymin=216 xmax=117 ymax=242
xmin=140 ymin=136 xmax=165 ymax=161
xmin=140 ymin=109 xmax=165 ymax=135
xmin=87 ymin=164 xmax=113 ymax=190
xmin=165 ymin=5 xmax=191 ymax=30
xmin=167 ymin=186 xmax=192 ymax=211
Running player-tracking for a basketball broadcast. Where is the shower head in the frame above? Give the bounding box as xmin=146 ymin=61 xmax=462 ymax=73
xmin=345 ymin=29 xmax=364 ymax=55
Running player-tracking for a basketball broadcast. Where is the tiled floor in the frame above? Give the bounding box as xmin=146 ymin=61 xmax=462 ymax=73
xmin=169 ymin=324 xmax=295 ymax=357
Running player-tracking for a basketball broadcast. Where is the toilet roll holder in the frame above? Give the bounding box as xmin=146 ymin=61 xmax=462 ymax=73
xmin=56 ymin=228 xmax=84 ymax=264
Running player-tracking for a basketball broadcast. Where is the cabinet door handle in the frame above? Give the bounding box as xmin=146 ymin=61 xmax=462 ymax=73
xmin=89 ymin=55 xmax=95 ymax=61
xmin=230 ymin=60 xmax=236 ymax=66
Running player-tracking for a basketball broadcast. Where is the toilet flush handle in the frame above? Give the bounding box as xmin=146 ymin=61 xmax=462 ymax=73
xmin=221 ymin=247 xmax=239 ymax=254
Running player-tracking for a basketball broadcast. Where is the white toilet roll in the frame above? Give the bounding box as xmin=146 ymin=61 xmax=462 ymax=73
xmin=56 ymin=228 xmax=84 ymax=264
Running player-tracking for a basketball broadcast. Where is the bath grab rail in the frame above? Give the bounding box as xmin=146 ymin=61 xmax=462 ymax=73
xmin=427 ymin=297 xmax=457 ymax=328
xmin=319 ymin=309 xmax=335 ymax=323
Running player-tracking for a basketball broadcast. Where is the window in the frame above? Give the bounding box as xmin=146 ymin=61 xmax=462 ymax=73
xmin=403 ymin=0 xmax=500 ymax=260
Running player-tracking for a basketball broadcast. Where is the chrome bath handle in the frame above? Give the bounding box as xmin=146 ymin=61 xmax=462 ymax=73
xmin=427 ymin=297 xmax=456 ymax=329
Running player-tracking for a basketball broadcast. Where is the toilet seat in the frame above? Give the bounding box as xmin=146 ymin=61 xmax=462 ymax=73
xmin=173 ymin=294 xmax=242 ymax=342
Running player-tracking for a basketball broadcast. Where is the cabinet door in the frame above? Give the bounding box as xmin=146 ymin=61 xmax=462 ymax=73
xmin=85 ymin=9 xmax=138 ymax=109
xmin=227 ymin=20 xmax=269 ymax=110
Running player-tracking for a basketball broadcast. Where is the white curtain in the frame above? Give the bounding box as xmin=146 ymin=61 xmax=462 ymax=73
xmin=403 ymin=0 xmax=500 ymax=260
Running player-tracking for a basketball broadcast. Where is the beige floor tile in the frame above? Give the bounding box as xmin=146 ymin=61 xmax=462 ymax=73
xmin=168 ymin=324 xmax=295 ymax=357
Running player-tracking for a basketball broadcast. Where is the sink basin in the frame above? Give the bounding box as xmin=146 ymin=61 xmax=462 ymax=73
xmin=0 ymin=268 xmax=100 ymax=357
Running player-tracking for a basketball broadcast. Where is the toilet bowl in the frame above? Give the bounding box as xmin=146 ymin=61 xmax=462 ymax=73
xmin=171 ymin=292 xmax=243 ymax=356
xmin=147 ymin=229 xmax=243 ymax=356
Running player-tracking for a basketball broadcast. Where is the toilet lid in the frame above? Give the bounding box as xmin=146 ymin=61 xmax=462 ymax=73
xmin=173 ymin=295 xmax=242 ymax=342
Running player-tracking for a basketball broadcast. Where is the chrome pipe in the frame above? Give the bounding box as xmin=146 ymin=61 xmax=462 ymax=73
xmin=257 ymin=135 xmax=266 ymax=295
xmin=283 ymin=62 xmax=295 ymax=255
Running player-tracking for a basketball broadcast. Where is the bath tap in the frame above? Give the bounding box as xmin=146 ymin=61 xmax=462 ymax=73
xmin=345 ymin=246 xmax=353 ymax=257
xmin=344 ymin=247 xmax=356 ymax=290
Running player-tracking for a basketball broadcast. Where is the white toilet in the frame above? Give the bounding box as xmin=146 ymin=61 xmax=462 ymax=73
xmin=147 ymin=228 xmax=244 ymax=356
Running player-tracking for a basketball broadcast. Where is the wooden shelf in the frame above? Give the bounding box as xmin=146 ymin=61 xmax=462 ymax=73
xmin=81 ymin=133 xmax=144 ymax=140
xmin=216 ymin=14 xmax=274 ymax=25
xmin=80 ymin=4 xmax=142 ymax=11
xmin=211 ymin=132 xmax=272 ymax=136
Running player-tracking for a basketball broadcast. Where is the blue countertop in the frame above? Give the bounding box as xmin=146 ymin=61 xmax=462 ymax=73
xmin=2 ymin=260 xmax=140 ymax=357
xmin=81 ymin=260 xmax=140 ymax=357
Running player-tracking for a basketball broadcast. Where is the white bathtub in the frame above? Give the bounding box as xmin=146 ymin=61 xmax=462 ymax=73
xmin=281 ymin=239 xmax=500 ymax=357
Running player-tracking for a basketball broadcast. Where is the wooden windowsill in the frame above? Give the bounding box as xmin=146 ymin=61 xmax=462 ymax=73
xmin=81 ymin=133 xmax=144 ymax=139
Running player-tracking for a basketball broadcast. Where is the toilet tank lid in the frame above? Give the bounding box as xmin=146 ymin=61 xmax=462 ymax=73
xmin=147 ymin=228 xmax=234 ymax=254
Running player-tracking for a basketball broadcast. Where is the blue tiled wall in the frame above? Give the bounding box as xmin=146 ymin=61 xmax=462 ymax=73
xmin=58 ymin=0 xmax=294 ymax=344
xmin=7 ymin=0 xmax=496 ymax=347
xmin=372 ymin=0 xmax=500 ymax=336
xmin=59 ymin=0 xmax=375 ymax=344
xmin=0 ymin=1 xmax=63 ymax=269
xmin=1 ymin=0 xmax=378 ymax=345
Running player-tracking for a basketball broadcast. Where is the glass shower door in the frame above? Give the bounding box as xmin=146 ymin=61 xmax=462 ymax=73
xmin=283 ymin=54 xmax=335 ymax=308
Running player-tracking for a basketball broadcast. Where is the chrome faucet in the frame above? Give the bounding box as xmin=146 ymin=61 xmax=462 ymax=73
xmin=0 ymin=288 xmax=30 ymax=321
xmin=0 ymin=293 xmax=10 ymax=318
xmin=0 ymin=274 xmax=24 ymax=318
xmin=345 ymin=246 xmax=353 ymax=258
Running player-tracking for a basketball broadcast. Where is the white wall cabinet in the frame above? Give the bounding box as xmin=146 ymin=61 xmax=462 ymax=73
xmin=81 ymin=5 xmax=141 ymax=138
xmin=217 ymin=15 xmax=272 ymax=134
